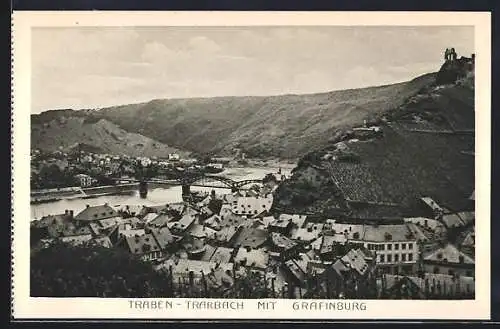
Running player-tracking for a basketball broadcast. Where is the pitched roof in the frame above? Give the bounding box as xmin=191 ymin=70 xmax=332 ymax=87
xmin=188 ymin=224 xmax=218 ymax=239
xmin=90 ymin=236 xmax=113 ymax=248
xmin=234 ymin=247 xmax=269 ymax=269
xmin=361 ymin=224 xmax=416 ymax=242
xmin=74 ymin=204 xmax=119 ymax=222
xmin=279 ymin=214 xmax=307 ymax=228
xmin=231 ymin=228 xmax=269 ymax=248
xmin=339 ymin=248 xmax=372 ymax=276
xmin=290 ymin=228 xmax=321 ymax=242
xmin=148 ymin=213 xmax=175 ymax=227
xmin=424 ymin=243 xmax=474 ymax=264
xmin=124 ymin=234 xmax=161 ymax=255
xmin=166 ymin=259 xmax=233 ymax=276
xmin=150 ymin=227 xmax=177 ymax=249
xmin=270 ymin=232 xmax=298 ymax=251
xmin=208 ymin=226 xmax=238 ymax=243
xmin=142 ymin=213 xmax=159 ymax=224
xmin=284 ymin=259 xmax=306 ymax=282
xmin=442 ymin=213 xmax=465 ymax=228
xmin=209 ymin=246 xmax=234 ymax=264
xmin=60 ymin=234 xmax=93 ymax=246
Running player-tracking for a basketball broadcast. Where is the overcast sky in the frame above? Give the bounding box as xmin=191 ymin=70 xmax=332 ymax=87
xmin=31 ymin=26 xmax=474 ymax=114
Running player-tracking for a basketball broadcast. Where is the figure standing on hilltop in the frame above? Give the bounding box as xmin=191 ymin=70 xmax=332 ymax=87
xmin=451 ymin=48 xmax=457 ymax=60
xmin=444 ymin=48 xmax=450 ymax=61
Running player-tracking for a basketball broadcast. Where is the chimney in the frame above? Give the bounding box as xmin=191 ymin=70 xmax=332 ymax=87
xmin=86 ymin=204 xmax=90 ymax=208
xmin=69 ymin=210 xmax=74 ymax=219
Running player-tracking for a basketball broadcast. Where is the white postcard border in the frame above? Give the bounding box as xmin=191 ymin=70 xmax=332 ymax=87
xmin=12 ymin=11 xmax=491 ymax=320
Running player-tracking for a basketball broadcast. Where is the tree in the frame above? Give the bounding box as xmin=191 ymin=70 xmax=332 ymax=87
xmin=30 ymin=242 xmax=173 ymax=297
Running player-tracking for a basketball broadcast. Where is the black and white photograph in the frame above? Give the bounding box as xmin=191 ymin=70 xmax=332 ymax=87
xmin=12 ymin=11 xmax=491 ymax=320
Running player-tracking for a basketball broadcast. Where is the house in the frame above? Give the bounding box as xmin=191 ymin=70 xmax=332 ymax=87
xmin=404 ymin=217 xmax=446 ymax=236
xmin=142 ymin=212 xmax=159 ymax=224
xmin=109 ymin=224 xmax=146 ymax=245
xmin=423 ymin=243 xmax=475 ymax=277
xmin=268 ymin=217 xmax=294 ymax=235
xmin=74 ymin=204 xmax=119 ymax=223
xmin=459 ymin=227 xmax=475 ymax=257
xmin=59 ymin=234 xmax=93 ymax=246
xmin=150 ymin=226 xmax=180 ymax=252
xmin=201 ymin=246 xmax=234 ymax=264
xmin=98 ymin=217 xmax=121 ymax=232
xmin=31 ymin=210 xmax=75 ymax=240
xmin=380 ymin=273 xmax=475 ymax=299
xmin=279 ymin=214 xmax=307 ymax=228
xmin=148 ymin=213 xmax=176 ymax=228
xmin=89 ymin=236 xmax=113 ymax=248
xmin=343 ymin=223 xmax=420 ymax=275
xmin=317 ymin=248 xmax=377 ymax=299
xmin=282 ymin=259 xmax=307 ymax=287
xmin=230 ymin=228 xmax=269 ymax=249
xmin=168 ymin=153 xmax=180 ymax=161
xmin=164 ymin=259 xmax=233 ymax=281
xmin=231 ymin=195 xmax=274 ymax=216
xmin=119 ymin=234 xmax=164 ymax=262
xmin=207 ymin=226 xmax=239 ymax=246
xmin=234 ymin=247 xmax=269 ymax=272
xmin=182 ymin=236 xmax=207 ymax=259
xmin=188 ymin=224 xmax=218 ymax=239
xmin=170 ymin=213 xmax=196 ymax=235
xmin=74 ymin=173 xmax=93 ymax=188
xmin=269 ymin=233 xmax=299 ymax=260
xmin=441 ymin=213 xmax=466 ymax=228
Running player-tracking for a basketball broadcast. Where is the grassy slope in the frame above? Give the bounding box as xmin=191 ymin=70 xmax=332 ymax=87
xmin=273 ymin=72 xmax=474 ymax=214
xmin=31 ymin=116 xmax=185 ymax=157
xmin=95 ymin=74 xmax=436 ymax=159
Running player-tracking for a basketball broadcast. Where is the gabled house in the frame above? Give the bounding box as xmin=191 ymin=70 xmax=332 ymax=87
xmin=234 ymin=247 xmax=269 ymax=272
xmin=118 ymin=233 xmax=164 ymax=262
xmin=380 ymin=273 xmax=475 ymax=299
xmin=269 ymin=232 xmax=299 ymax=260
xmin=268 ymin=217 xmax=294 ymax=235
xmin=74 ymin=204 xmax=119 ymax=223
xmin=230 ymin=228 xmax=269 ymax=249
xmin=424 ymin=243 xmax=475 ymax=277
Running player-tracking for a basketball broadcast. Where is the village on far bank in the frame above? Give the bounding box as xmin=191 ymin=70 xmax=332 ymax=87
xmin=30 ymin=158 xmax=476 ymax=299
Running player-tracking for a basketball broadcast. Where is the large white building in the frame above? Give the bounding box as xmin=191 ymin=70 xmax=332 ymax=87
xmin=329 ymin=222 xmax=420 ymax=275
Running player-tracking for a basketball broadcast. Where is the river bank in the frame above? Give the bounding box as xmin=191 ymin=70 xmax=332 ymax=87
xmin=31 ymin=183 xmax=139 ymax=204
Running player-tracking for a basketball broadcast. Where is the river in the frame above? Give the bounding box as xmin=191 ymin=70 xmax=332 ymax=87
xmin=31 ymin=166 xmax=292 ymax=220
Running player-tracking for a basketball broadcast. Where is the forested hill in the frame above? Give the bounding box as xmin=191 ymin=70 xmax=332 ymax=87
xmin=32 ymin=73 xmax=436 ymax=159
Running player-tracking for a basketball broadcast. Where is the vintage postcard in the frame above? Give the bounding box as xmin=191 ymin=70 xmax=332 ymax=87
xmin=12 ymin=11 xmax=491 ymax=320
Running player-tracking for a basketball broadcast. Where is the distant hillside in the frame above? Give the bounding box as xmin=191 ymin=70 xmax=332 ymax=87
xmin=31 ymin=115 xmax=185 ymax=158
xmin=76 ymin=74 xmax=434 ymax=159
xmin=273 ymin=59 xmax=475 ymax=216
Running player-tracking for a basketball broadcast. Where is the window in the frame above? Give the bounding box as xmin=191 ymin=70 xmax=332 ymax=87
xmin=466 ymin=270 xmax=472 ymax=277
xmin=387 ymin=254 xmax=392 ymax=263
xmin=380 ymin=244 xmax=385 ymax=251
xmin=433 ymin=266 xmax=439 ymax=274
xmin=394 ymin=244 xmax=399 ymax=250
xmin=402 ymin=243 xmax=406 ymax=250
xmin=448 ymin=270 xmax=455 ymax=276
xmin=409 ymin=243 xmax=413 ymax=250
xmin=402 ymin=254 xmax=406 ymax=262
xmin=379 ymin=255 xmax=385 ymax=263
xmin=408 ymin=253 xmax=413 ymax=261
xmin=387 ymin=244 xmax=392 ymax=250
xmin=394 ymin=254 xmax=399 ymax=262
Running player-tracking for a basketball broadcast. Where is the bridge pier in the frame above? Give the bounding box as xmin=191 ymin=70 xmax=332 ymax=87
xmin=182 ymin=184 xmax=191 ymax=197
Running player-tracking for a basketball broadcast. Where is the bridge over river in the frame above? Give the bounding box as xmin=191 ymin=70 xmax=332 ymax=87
xmin=113 ymin=173 xmax=265 ymax=196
